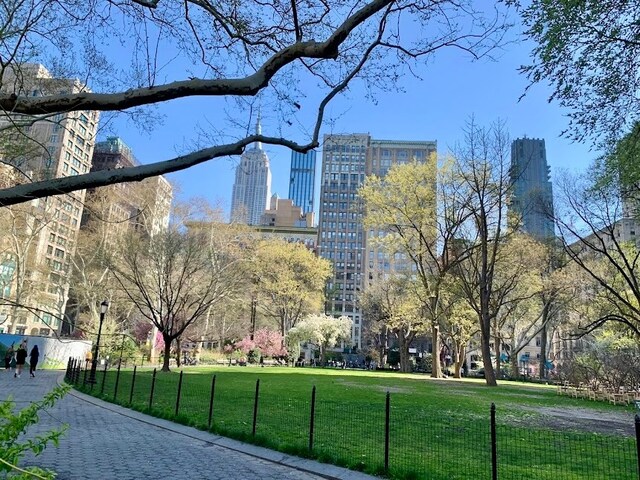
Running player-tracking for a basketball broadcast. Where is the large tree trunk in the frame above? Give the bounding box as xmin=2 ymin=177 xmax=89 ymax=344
xmin=480 ymin=311 xmax=497 ymax=386
xmin=161 ymin=335 xmax=172 ymax=372
xmin=539 ymin=306 xmax=549 ymax=379
xmin=175 ymin=337 xmax=182 ymax=367
xmin=510 ymin=346 xmax=519 ymax=379
xmin=398 ymin=330 xmax=411 ymax=373
xmin=378 ymin=326 xmax=388 ymax=368
xmin=453 ymin=342 xmax=465 ymax=378
xmin=494 ymin=324 xmax=501 ymax=377
xmin=430 ymin=323 xmax=442 ymax=378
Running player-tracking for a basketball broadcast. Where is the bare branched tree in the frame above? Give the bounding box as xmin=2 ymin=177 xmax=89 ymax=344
xmin=111 ymin=221 xmax=245 ymax=371
xmin=0 ymin=0 xmax=509 ymax=206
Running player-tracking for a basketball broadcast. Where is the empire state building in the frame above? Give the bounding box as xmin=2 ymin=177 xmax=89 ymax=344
xmin=230 ymin=114 xmax=272 ymax=225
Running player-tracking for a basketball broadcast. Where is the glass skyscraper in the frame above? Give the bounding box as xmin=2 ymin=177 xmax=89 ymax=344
xmin=510 ymin=138 xmax=555 ymax=240
xmin=288 ymin=150 xmax=316 ymax=215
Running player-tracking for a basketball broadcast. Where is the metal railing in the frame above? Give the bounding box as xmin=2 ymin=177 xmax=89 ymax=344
xmin=64 ymin=358 xmax=640 ymax=480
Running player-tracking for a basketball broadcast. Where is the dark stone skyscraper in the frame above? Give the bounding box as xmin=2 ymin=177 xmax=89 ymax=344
xmin=510 ymin=138 xmax=555 ymax=240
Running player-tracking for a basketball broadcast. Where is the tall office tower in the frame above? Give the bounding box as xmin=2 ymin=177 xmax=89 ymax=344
xmin=317 ymin=134 xmax=437 ymax=350
xmin=366 ymin=139 xmax=437 ymax=276
xmin=0 ymin=64 xmax=99 ymax=336
xmin=288 ymin=149 xmax=316 ymax=215
xmin=510 ymin=138 xmax=555 ymax=240
xmin=230 ymin=115 xmax=272 ymax=225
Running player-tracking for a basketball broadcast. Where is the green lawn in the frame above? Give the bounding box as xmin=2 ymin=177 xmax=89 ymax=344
xmin=72 ymin=366 xmax=638 ymax=479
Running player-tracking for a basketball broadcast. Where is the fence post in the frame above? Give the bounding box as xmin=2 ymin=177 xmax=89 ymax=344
xmin=384 ymin=391 xmax=390 ymax=473
xmin=208 ymin=375 xmax=216 ymax=429
xmin=491 ymin=403 xmax=498 ymax=480
xmin=100 ymin=362 xmax=107 ymax=395
xmin=129 ymin=366 xmax=137 ymax=405
xmin=309 ymin=385 xmax=316 ymax=452
xmin=635 ymin=415 xmax=640 ymax=480
xmin=149 ymin=368 xmax=157 ymax=411
xmin=82 ymin=361 xmax=88 ymax=386
xmin=252 ymin=379 xmax=260 ymax=437
xmin=113 ymin=363 xmax=121 ymax=402
xmin=66 ymin=358 xmax=72 ymax=382
xmin=65 ymin=357 xmax=71 ymax=380
xmin=75 ymin=360 xmax=81 ymax=385
xmin=175 ymin=370 xmax=184 ymax=417
xmin=141 ymin=355 xmax=145 ymax=367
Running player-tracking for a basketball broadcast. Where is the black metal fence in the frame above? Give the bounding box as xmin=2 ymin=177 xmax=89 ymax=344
xmin=64 ymin=358 xmax=640 ymax=480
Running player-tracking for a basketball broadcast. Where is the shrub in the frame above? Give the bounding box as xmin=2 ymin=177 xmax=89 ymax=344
xmin=0 ymin=384 xmax=69 ymax=479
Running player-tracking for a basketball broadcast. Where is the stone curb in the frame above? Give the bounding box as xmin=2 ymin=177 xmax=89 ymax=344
xmin=59 ymin=375 xmax=379 ymax=480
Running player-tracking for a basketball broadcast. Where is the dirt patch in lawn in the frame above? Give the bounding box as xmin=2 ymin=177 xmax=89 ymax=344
xmin=511 ymin=405 xmax=635 ymax=437
xmin=334 ymin=379 xmax=412 ymax=394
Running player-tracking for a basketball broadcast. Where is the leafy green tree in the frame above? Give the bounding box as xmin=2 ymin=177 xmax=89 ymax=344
xmin=519 ymin=0 xmax=640 ymax=145
xmin=253 ymin=239 xmax=332 ymax=337
xmin=359 ymin=156 xmax=472 ymax=377
xmin=361 ymin=276 xmax=425 ymax=372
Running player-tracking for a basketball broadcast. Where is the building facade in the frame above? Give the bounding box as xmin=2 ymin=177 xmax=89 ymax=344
xmin=230 ymin=116 xmax=272 ymax=225
xmin=261 ymin=195 xmax=314 ymax=229
xmin=89 ymin=137 xmax=172 ymax=237
xmin=288 ymin=149 xmax=316 ymax=215
xmin=317 ymin=134 xmax=437 ymax=350
xmin=510 ymin=138 xmax=555 ymax=240
xmin=0 ymin=64 xmax=99 ymax=336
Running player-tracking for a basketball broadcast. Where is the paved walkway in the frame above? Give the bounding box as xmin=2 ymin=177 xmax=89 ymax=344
xmin=1 ymin=371 xmax=378 ymax=480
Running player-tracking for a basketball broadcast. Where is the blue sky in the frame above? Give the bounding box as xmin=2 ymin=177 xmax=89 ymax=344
xmin=106 ymin=9 xmax=597 ymax=220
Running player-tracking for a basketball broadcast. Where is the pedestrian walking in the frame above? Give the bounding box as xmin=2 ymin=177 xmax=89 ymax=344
xmin=14 ymin=340 xmax=27 ymax=378
xmin=29 ymin=345 xmax=40 ymax=377
xmin=4 ymin=343 xmax=14 ymax=371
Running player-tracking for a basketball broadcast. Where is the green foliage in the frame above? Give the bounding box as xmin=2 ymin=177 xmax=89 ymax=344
xmin=0 ymin=384 xmax=69 ymax=479
xmin=520 ymin=0 xmax=640 ymax=145
xmin=253 ymin=239 xmax=332 ymax=335
xmin=593 ymin=122 xmax=640 ymax=208
xmin=103 ymin=335 xmax=139 ymax=361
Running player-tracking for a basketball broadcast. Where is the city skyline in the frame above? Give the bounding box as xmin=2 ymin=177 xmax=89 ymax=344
xmin=102 ymin=20 xmax=598 ymax=217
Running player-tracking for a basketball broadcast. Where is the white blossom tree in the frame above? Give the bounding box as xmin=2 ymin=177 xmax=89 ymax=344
xmin=287 ymin=313 xmax=352 ymax=365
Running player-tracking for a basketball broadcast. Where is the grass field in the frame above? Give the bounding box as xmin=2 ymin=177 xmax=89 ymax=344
xmin=73 ymin=366 xmax=638 ymax=479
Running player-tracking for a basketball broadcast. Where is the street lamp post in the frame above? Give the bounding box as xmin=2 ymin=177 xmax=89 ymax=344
xmin=89 ymin=300 xmax=109 ymax=384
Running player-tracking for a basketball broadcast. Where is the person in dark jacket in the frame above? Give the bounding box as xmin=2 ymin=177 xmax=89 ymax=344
xmin=29 ymin=345 xmax=40 ymax=377
xmin=4 ymin=343 xmax=14 ymax=371
xmin=14 ymin=340 xmax=27 ymax=378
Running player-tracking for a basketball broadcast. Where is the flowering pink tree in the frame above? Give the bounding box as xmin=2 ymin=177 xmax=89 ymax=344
xmin=234 ymin=337 xmax=256 ymax=355
xmin=154 ymin=331 xmax=165 ymax=352
xmin=253 ymin=329 xmax=287 ymax=357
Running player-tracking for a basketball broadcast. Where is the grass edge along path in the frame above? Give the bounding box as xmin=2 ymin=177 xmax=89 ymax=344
xmin=69 ymin=365 xmax=638 ymax=480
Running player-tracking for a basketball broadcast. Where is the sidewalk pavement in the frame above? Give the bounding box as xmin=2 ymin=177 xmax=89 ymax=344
xmin=1 ymin=370 xmax=379 ymax=480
